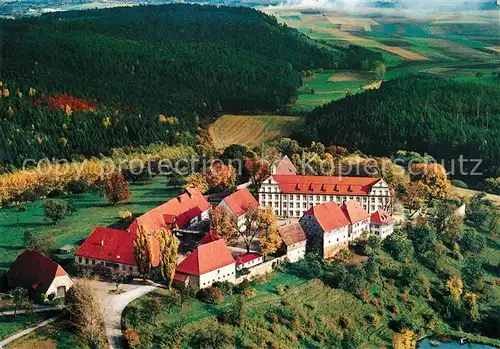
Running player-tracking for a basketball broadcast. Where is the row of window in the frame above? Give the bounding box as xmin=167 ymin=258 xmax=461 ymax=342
xmin=78 ymin=257 xmax=133 ymax=272
xmin=202 ymin=271 xmax=235 ymax=286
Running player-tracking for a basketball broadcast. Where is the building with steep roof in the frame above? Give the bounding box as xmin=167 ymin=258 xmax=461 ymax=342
xmin=7 ymin=250 xmax=73 ymax=300
xmin=277 ymin=222 xmax=307 ymax=262
xmin=218 ymin=188 xmax=258 ymax=231
xmin=74 ymin=227 xmax=160 ymax=275
xmin=299 ymin=200 xmax=394 ymax=258
xmin=270 ymin=155 xmax=297 ymax=175
xmin=259 ymin=174 xmax=392 ymax=218
xmin=235 ymin=252 xmax=263 ymax=270
xmin=174 ymin=239 xmax=236 ymax=289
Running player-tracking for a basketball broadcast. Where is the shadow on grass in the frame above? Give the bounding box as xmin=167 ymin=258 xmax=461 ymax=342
xmin=0 ymin=245 xmax=24 ymax=251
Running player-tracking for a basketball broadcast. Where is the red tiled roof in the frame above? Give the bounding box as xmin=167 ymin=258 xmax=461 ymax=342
xmin=75 ymin=227 xmax=160 ymax=267
xmin=176 ymin=240 xmax=235 ymax=276
xmin=6 ymin=250 xmax=69 ymax=294
xmin=222 ymin=188 xmax=258 ymax=217
xmin=271 ymin=175 xmax=381 ymax=196
xmin=277 ymin=223 xmax=307 ymax=245
xmin=173 ymin=272 xmax=189 ymax=282
xmin=128 ymin=188 xmax=210 ymax=233
xmin=236 ymin=253 xmax=262 ymax=265
xmin=371 ymin=209 xmax=394 ymax=224
xmin=274 ymin=155 xmax=297 ymax=175
xmin=199 ymin=230 xmax=222 ymax=244
xmin=341 ymin=200 xmax=370 ymax=224
xmin=303 ymin=202 xmax=350 ymax=231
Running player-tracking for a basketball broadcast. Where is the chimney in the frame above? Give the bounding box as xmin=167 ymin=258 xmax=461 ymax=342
xmin=100 ymin=240 xmax=104 ymax=246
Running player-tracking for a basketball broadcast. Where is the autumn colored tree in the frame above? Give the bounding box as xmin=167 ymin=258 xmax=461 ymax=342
xmin=123 ymin=329 xmax=141 ymax=348
xmin=186 ymin=173 xmax=209 ymax=194
xmin=258 ymin=210 xmax=280 ymax=256
xmin=155 ymin=228 xmax=180 ymax=289
xmin=392 ymin=329 xmax=416 ymax=349
xmin=446 ymin=274 xmax=463 ymax=302
xmin=133 ymin=225 xmax=154 ymax=279
xmin=245 ymin=157 xmax=270 ymax=188
xmin=209 ymin=206 xmax=239 ymax=244
xmin=204 ymin=162 xmax=236 ymax=189
xmin=242 ymin=206 xmax=275 ymax=253
xmin=104 ymin=173 xmax=132 ymax=206
xmin=403 ymin=181 xmax=427 ymax=213
xmin=463 ymin=292 xmax=480 ymax=322
xmin=410 ymin=163 xmax=450 ymax=199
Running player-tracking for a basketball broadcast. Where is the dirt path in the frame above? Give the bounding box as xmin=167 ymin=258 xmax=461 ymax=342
xmin=0 ymin=314 xmax=62 ymax=348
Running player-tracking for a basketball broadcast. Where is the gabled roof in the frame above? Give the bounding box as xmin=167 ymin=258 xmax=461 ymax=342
xmin=271 ymin=175 xmax=382 ymax=196
xmin=302 ymin=202 xmax=350 ymax=232
xmin=273 ymin=155 xmax=297 ymax=175
xmin=221 ymin=188 xmax=258 ymax=217
xmin=371 ymin=209 xmax=394 ymax=225
xmin=176 ymin=240 xmax=235 ymax=276
xmin=6 ymin=250 xmax=69 ymax=294
xmin=236 ymin=253 xmax=262 ymax=265
xmin=341 ymin=200 xmax=370 ymax=224
xmin=277 ymin=223 xmax=307 ymax=245
xmin=74 ymin=227 xmax=160 ymax=267
xmin=199 ymin=230 xmax=222 ymax=244
xmin=128 ymin=188 xmax=210 ymax=233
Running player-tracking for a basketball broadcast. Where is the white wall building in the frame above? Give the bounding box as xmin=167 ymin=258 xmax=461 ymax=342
xmin=277 ymin=223 xmax=307 ymax=262
xmin=218 ymin=188 xmax=258 ymax=231
xmin=259 ymin=175 xmax=393 ymax=218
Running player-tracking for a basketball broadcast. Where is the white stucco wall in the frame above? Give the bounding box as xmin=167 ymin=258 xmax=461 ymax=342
xmin=74 ymin=256 xmax=139 ymax=275
xmin=46 ymin=275 xmax=73 ymax=299
xmin=198 ymin=263 xmax=236 ymax=288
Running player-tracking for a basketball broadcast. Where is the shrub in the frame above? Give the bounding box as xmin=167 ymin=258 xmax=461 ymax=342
xmin=275 ymin=285 xmax=286 ymax=296
xmin=43 ymin=199 xmax=68 ymax=223
xmin=242 ymin=288 xmax=256 ymax=298
xmin=197 ymin=287 xmax=224 ymax=305
xmin=123 ymin=328 xmax=140 ymax=348
xmin=234 ymin=279 xmax=251 ymax=294
xmin=119 ymin=210 xmax=133 ymax=222
xmin=213 ymin=281 xmax=234 ymax=296
xmin=66 ymin=179 xmax=89 ymax=194
xmin=451 ymin=179 xmax=468 ymax=189
xmin=268 ymin=312 xmax=279 ymax=323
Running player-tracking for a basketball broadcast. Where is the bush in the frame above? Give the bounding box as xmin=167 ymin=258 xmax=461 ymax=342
xmin=234 ymin=279 xmax=251 ymax=294
xmin=119 ymin=210 xmax=133 ymax=222
xmin=242 ymin=288 xmax=256 ymax=298
xmin=451 ymin=179 xmax=468 ymax=189
xmin=66 ymin=179 xmax=89 ymax=194
xmin=197 ymin=287 xmax=224 ymax=305
xmin=213 ymin=281 xmax=233 ymax=296
xmin=275 ymin=285 xmax=286 ymax=296
xmin=123 ymin=328 xmax=140 ymax=348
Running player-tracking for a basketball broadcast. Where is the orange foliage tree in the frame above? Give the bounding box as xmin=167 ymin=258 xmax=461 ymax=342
xmin=410 ymin=163 xmax=450 ymax=199
xmin=209 ymin=206 xmax=239 ymax=244
xmin=204 ymin=162 xmax=236 ymax=189
xmin=104 ymin=173 xmax=132 ymax=206
xmin=245 ymin=157 xmax=270 ymax=188
xmin=242 ymin=206 xmax=276 ymax=253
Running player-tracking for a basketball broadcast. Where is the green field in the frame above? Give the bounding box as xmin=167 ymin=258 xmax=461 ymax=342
xmin=0 ymin=177 xmax=177 ymax=270
xmin=0 ymin=312 xmax=59 ymax=341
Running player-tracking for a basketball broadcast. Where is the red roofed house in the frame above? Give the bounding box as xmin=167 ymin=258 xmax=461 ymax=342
xmin=259 ymin=175 xmax=392 ymax=218
xmin=74 ymin=227 xmax=160 ymax=276
xmin=277 ymin=222 xmax=307 ymax=262
xmin=300 ymin=200 xmax=395 ymax=258
xmin=6 ymin=250 xmax=73 ymax=300
xmin=127 ymin=187 xmax=210 ymax=234
xmin=299 ymin=201 xmax=351 ymax=258
xmin=235 ymin=252 xmax=264 ymax=271
xmin=174 ymin=239 xmax=236 ymax=289
xmin=370 ymin=209 xmax=395 ymax=239
xmin=218 ymin=188 xmax=258 ymax=231
xmin=270 ymin=155 xmax=297 ymax=175
xmin=199 ymin=230 xmax=222 ymax=244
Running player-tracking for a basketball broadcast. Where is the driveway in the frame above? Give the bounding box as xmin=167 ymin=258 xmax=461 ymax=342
xmin=88 ymin=279 xmax=157 ymax=349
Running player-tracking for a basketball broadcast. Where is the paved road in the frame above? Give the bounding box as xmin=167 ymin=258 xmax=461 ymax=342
xmin=0 ymin=314 xmax=62 ymax=348
xmin=97 ymin=283 xmax=157 ymax=349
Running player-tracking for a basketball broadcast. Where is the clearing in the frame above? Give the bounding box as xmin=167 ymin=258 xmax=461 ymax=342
xmin=208 ymin=114 xmax=303 ymax=149
xmin=450 ymin=186 xmax=500 ymax=206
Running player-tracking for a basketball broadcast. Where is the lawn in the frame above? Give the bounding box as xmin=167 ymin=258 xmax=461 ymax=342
xmin=0 ymin=177 xmax=178 ymax=270
xmin=208 ymin=114 xmax=304 ymax=149
xmin=0 ymin=312 xmax=59 ymax=341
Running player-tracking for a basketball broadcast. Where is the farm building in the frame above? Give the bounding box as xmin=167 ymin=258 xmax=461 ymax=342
xmin=259 ymin=175 xmax=392 ymax=218
xmin=235 ymin=252 xmax=264 ymax=270
xmin=218 ymin=188 xmax=258 ymax=231
xmin=174 ymin=239 xmax=236 ymax=289
xmin=6 ymin=250 xmax=73 ymax=301
xmin=128 ymin=187 xmax=210 ymax=233
xmin=198 ymin=230 xmax=222 ymax=244
xmin=74 ymin=227 xmax=160 ymax=275
xmin=277 ymin=222 xmax=307 ymax=262
xmin=300 ymin=200 xmax=394 ymax=258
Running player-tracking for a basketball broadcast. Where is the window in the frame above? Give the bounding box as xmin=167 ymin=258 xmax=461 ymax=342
xmin=78 ymin=257 xmax=82 ymax=263
xmin=296 ymin=211 xmax=300 ymax=217
xmin=92 ymin=260 xmax=96 ymax=265
xmin=218 ymin=270 xmax=220 ymax=274
xmin=289 ymin=203 xmax=294 ymax=208
xmin=85 ymin=258 xmax=89 ymax=264
xmin=130 ymin=267 xmax=133 ymax=271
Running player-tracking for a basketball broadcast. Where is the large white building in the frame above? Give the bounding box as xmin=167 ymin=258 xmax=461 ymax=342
xmin=259 ymin=174 xmax=393 ymax=218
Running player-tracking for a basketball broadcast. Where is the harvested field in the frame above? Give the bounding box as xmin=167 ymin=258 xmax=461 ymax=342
xmin=327 ymin=71 xmax=374 ymax=82
xmin=416 ymin=38 xmax=494 ymax=60
xmin=208 ymin=114 xmax=303 ymax=149
xmin=485 ymin=46 xmax=500 ymax=53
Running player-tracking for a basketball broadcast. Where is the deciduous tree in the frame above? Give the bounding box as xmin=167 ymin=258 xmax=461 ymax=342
xmin=446 ymin=274 xmax=463 ymax=301
xmin=104 ymin=172 xmax=131 ymax=206
xmin=133 ymin=225 xmax=154 ymax=279
xmin=392 ymin=329 xmax=416 ymax=349
xmin=411 ymin=163 xmax=450 ymax=200
xmin=9 ymin=287 xmax=28 ymax=316
xmin=43 ymin=199 xmax=68 ymax=224
xmin=23 ymin=231 xmax=54 ymax=256
xmin=209 ymin=206 xmax=239 ymax=244
xmin=204 ymin=162 xmax=236 ymax=189
xmin=186 ymin=173 xmax=209 ymax=194
xmin=155 ymin=228 xmax=179 ymax=289
xmin=245 ymin=157 xmax=270 ymax=188
xmin=242 ymin=206 xmax=275 ymax=253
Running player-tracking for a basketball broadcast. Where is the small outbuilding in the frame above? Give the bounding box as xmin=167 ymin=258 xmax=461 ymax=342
xmin=6 ymin=250 xmax=73 ymax=301
xmin=277 ymin=223 xmax=307 ymax=262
